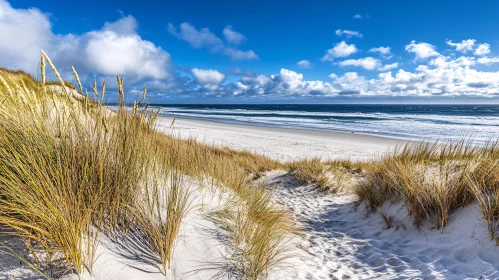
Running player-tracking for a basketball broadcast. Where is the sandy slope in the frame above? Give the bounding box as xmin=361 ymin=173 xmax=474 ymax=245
xmin=3 ymin=117 xmax=498 ymax=279
xmin=159 ymin=118 xmax=499 ymax=279
xmin=261 ymin=170 xmax=499 ymax=280
xmin=0 ymin=181 xmax=234 ymax=280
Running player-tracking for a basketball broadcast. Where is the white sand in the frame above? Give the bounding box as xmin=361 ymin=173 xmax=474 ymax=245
xmin=156 ymin=117 xmax=499 ymax=279
xmin=260 ymin=170 xmax=499 ymax=279
xmin=0 ymin=181 xmax=234 ymax=280
xmin=156 ymin=117 xmax=405 ymax=162
xmin=3 ymin=117 xmax=498 ymax=279
xmin=64 ymin=181 xmax=231 ymax=280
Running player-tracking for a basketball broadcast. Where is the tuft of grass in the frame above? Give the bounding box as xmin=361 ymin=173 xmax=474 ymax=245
xmin=287 ymin=158 xmax=331 ymax=190
xmin=211 ymin=186 xmax=298 ymax=280
xmin=0 ymin=53 xmax=172 ymax=276
xmin=466 ymin=150 xmax=499 ymax=243
xmin=287 ymin=158 xmax=360 ymax=192
xmin=0 ymin=52 xmax=294 ymax=279
xmin=134 ymin=161 xmax=191 ymax=274
xmin=355 ymin=140 xmax=485 ymax=230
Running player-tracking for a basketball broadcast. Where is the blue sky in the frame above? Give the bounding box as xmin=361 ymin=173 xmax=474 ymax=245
xmin=3 ymin=0 xmax=499 ymax=103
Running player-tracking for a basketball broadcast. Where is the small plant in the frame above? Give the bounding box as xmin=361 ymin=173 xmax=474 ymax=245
xmin=134 ymin=162 xmax=191 ymax=274
xmin=288 ymin=158 xmax=331 ymax=190
xmin=467 ymin=156 xmax=499 ymax=243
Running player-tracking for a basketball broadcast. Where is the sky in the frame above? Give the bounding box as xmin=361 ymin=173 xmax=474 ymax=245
xmin=3 ymin=0 xmax=499 ymax=103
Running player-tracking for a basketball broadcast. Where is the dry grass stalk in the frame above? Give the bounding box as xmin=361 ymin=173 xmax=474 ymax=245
xmin=0 ymin=54 xmax=293 ymax=279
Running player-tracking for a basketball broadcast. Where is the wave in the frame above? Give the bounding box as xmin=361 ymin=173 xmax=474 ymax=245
xmin=158 ymin=106 xmax=499 ymax=143
xmin=157 ymin=107 xmax=499 ymax=126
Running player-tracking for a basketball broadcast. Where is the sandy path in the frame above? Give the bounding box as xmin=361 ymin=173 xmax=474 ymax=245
xmin=262 ymin=171 xmax=499 ymax=280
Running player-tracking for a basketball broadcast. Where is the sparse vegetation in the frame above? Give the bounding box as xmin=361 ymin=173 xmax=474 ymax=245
xmin=287 ymin=158 xmax=360 ymax=192
xmin=354 ymin=140 xmax=499 ymax=235
xmin=3 ymin=49 xmax=499 ymax=280
xmin=0 ymin=53 xmax=295 ymax=279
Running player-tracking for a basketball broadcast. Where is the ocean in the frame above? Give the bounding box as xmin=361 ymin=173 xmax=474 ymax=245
xmin=153 ymin=104 xmax=499 ymax=143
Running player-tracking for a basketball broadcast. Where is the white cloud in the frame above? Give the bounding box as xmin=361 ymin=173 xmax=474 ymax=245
xmin=332 ymin=72 xmax=367 ymax=94
xmin=338 ymin=57 xmax=398 ymax=71
xmin=168 ymin=22 xmax=258 ymax=60
xmin=378 ymin=62 xmax=399 ymax=71
xmin=167 ymin=23 xmax=223 ymax=50
xmin=278 ymin=68 xmax=304 ymax=90
xmin=405 ymin=40 xmax=440 ymax=59
xmin=369 ymin=46 xmax=391 ymax=55
xmin=477 ymin=57 xmax=499 ymax=64
xmin=0 ymin=1 xmax=171 ymax=80
xmin=3 ymin=0 xmax=499 ymax=99
xmin=297 ymin=60 xmax=311 ymax=68
xmin=223 ymin=26 xmax=246 ymax=45
xmin=474 ymin=43 xmax=490 ymax=56
xmin=223 ymin=48 xmax=258 ymax=60
xmin=274 ymin=69 xmax=336 ymax=95
xmin=335 ymin=29 xmax=363 ymax=38
xmin=241 ymin=74 xmax=272 ymax=86
xmin=191 ymin=68 xmax=225 ymax=85
xmin=229 ymin=50 xmax=499 ymax=98
xmin=0 ymin=0 xmax=53 ymax=71
xmin=446 ymin=39 xmax=475 ymax=52
xmin=429 ymin=56 xmax=475 ymax=68
xmin=353 ymin=14 xmax=362 ymax=19
xmin=235 ymin=69 xmax=338 ymax=96
xmin=79 ymin=16 xmax=171 ymax=79
xmin=322 ymin=41 xmax=357 ymax=62
xmin=339 ymin=57 xmax=381 ymax=70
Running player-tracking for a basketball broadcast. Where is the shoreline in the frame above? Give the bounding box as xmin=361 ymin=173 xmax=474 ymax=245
xmin=160 ymin=114 xmax=416 ymax=142
xmin=155 ymin=116 xmax=407 ymax=161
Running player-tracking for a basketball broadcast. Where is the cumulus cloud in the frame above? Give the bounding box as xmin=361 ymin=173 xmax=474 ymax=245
xmin=297 ymin=60 xmax=311 ymax=68
xmin=78 ymin=16 xmax=172 ymax=79
xmin=228 ymin=48 xmax=499 ymax=98
xmin=446 ymin=39 xmax=475 ymax=52
xmin=191 ymin=68 xmax=225 ymax=85
xmin=232 ymin=68 xmax=338 ymax=97
xmin=405 ymin=40 xmax=440 ymax=59
xmin=330 ymin=72 xmax=367 ymax=95
xmin=223 ymin=26 xmax=246 ymax=45
xmin=0 ymin=1 xmax=172 ymax=80
xmin=335 ymin=29 xmax=363 ymax=38
xmin=378 ymin=62 xmax=399 ymax=71
xmin=369 ymin=46 xmax=391 ymax=55
xmin=321 ymin=41 xmax=357 ymax=62
xmin=339 ymin=57 xmax=381 ymax=70
xmin=0 ymin=0 xmax=53 ymax=71
xmin=2 ymin=0 xmax=499 ymax=100
xmin=339 ymin=57 xmax=398 ymax=71
xmin=223 ymin=48 xmax=258 ymax=60
xmin=474 ymin=43 xmax=490 ymax=56
xmin=477 ymin=57 xmax=499 ymax=64
xmin=168 ymin=22 xmax=258 ymax=60
xmin=168 ymin=23 xmax=223 ymax=51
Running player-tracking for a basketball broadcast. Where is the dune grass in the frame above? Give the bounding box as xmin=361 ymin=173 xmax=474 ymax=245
xmin=287 ymin=158 xmax=360 ymax=192
xmin=134 ymin=156 xmax=192 ymax=274
xmin=354 ymin=140 xmax=499 ymax=235
xmin=0 ymin=53 xmax=295 ymax=279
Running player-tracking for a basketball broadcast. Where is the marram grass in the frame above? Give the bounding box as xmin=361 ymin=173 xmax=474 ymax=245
xmin=0 ymin=51 xmax=294 ymax=279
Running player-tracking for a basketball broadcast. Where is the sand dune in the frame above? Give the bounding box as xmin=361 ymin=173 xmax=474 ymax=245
xmin=2 ymin=116 xmax=498 ymax=279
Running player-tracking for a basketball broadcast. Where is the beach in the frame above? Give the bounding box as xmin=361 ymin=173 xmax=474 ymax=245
xmin=156 ymin=117 xmax=405 ymax=162
xmin=2 ymin=1 xmax=499 ymax=277
xmin=152 ymin=116 xmax=499 ymax=279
